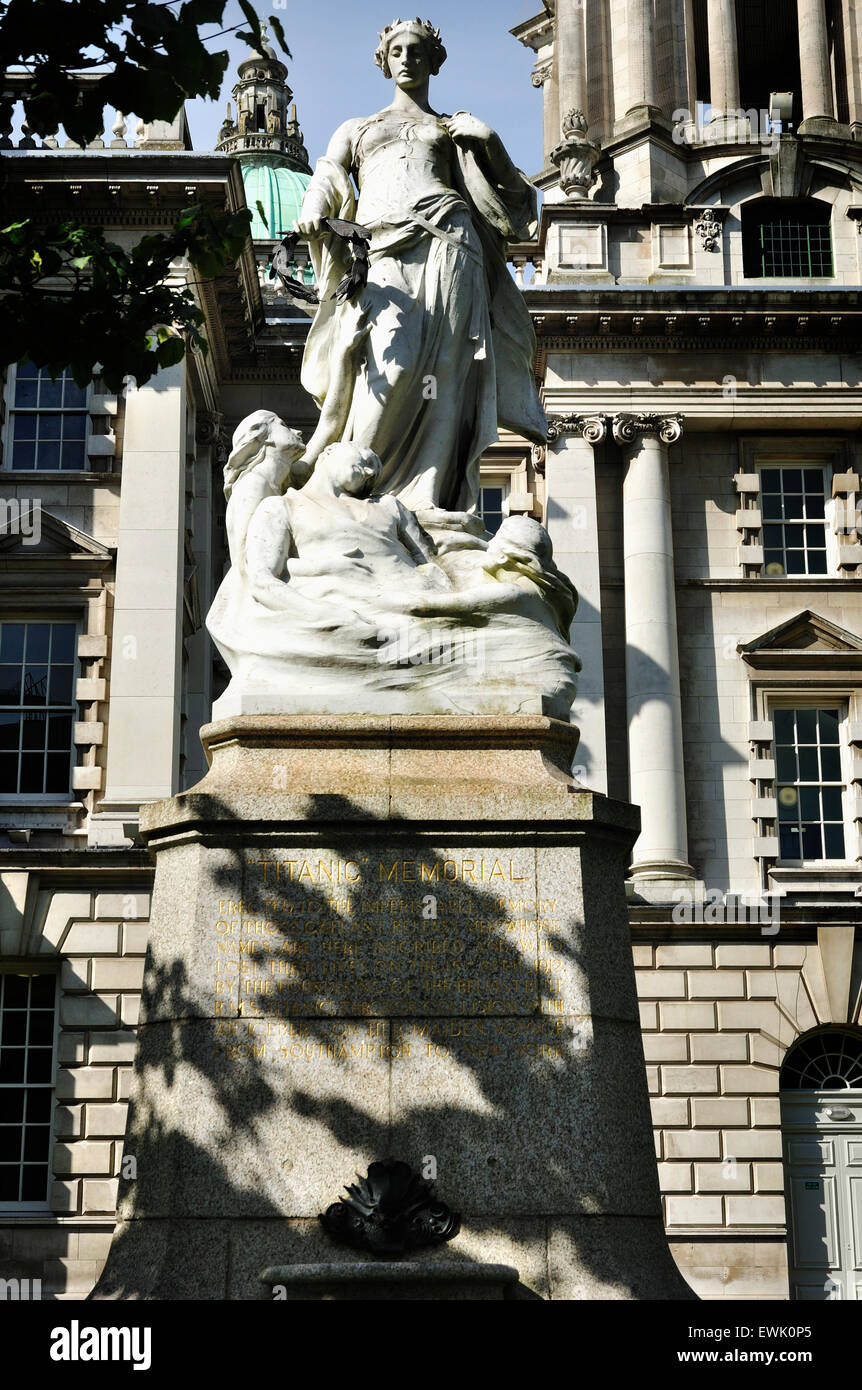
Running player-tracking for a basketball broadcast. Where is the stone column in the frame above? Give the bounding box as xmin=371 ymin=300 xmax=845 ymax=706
xmin=91 ymin=363 xmax=187 ymax=843
xmin=797 ymin=0 xmax=836 ymax=124
xmin=556 ymin=0 xmax=588 ymax=117
xmin=613 ymin=414 xmax=693 ymax=885
xmin=545 ymin=415 xmax=609 ymax=793
xmin=533 ymin=61 xmax=560 ymax=167
xmin=625 ymin=0 xmax=660 ymax=117
xmin=707 ymin=0 xmax=740 ymax=121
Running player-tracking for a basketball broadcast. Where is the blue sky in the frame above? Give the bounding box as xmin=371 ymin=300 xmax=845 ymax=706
xmin=186 ymin=2 xmax=544 ymax=175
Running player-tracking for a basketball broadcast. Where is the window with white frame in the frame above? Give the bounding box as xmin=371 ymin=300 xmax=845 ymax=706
xmin=760 ymin=465 xmax=829 ymax=576
xmin=0 ymin=970 xmax=57 ymax=1207
xmin=773 ymin=705 xmax=849 ymax=862
xmin=5 ymin=360 xmax=89 ymax=471
xmin=478 ymin=479 xmax=509 ymax=536
xmin=0 ymin=621 xmax=77 ymax=796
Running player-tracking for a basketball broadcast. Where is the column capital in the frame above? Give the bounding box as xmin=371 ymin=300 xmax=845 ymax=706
xmin=547 ymin=414 xmax=608 ymax=446
xmin=531 ymin=60 xmax=552 ymax=90
xmin=612 ymin=413 xmax=684 ymax=447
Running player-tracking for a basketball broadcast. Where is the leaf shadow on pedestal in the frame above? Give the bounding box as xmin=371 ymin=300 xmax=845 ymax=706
xmin=93 ymin=790 xmax=694 ymax=1301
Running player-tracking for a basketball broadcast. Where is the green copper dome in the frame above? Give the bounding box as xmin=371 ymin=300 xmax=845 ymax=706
xmin=240 ymin=161 xmax=312 ymax=240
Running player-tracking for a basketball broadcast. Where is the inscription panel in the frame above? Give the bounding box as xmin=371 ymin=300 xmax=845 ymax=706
xmin=206 ymin=848 xmax=568 ymax=1023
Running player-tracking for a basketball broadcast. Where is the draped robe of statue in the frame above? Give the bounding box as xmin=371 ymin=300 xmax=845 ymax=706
xmin=300 ymin=111 xmax=547 ymax=514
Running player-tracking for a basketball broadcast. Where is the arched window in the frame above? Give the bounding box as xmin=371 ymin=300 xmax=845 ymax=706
xmin=742 ymin=199 xmax=833 ymax=279
xmin=781 ymin=1028 xmax=862 ymax=1091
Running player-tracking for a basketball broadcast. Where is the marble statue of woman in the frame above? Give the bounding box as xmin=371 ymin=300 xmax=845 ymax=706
xmin=295 ymin=16 xmax=547 ymax=518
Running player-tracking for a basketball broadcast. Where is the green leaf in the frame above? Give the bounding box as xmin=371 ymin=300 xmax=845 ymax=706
xmin=255 ymin=200 xmax=269 ymax=232
xmin=236 ymin=0 xmax=263 ymax=47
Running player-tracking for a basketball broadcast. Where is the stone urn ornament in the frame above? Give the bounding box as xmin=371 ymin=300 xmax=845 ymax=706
xmin=550 ymin=108 xmax=600 ymax=199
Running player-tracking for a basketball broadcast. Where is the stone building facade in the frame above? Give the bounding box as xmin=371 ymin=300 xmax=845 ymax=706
xmin=1 ymin=3 xmax=861 ymax=1300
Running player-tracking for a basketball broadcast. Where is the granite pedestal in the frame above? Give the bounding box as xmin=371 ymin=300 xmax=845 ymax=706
xmin=92 ymin=715 xmax=695 ymax=1300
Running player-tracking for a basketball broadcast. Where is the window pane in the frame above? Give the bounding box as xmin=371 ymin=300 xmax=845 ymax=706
xmin=1 ymin=1012 xmax=26 ymax=1044
xmin=818 ymin=709 xmax=840 ymax=740
xmin=0 ymin=714 xmax=19 ymax=749
xmin=0 ymin=1168 xmax=20 ymax=1201
xmin=20 ymin=1166 xmax=48 ymax=1202
xmin=62 ymin=379 xmax=87 ymax=408
xmin=19 ymin=754 xmax=44 ymax=793
xmin=0 ymin=754 xmax=20 ymax=791
xmin=27 ymin=1012 xmax=54 ymax=1045
xmin=803 ymin=468 xmax=824 ymax=490
xmin=777 ymin=787 xmax=797 ymax=819
xmin=0 ymin=666 xmax=22 ymax=703
xmin=0 ymin=1050 xmax=25 ymax=1083
xmin=806 ymin=493 xmax=825 ymax=519
xmin=782 ymin=469 xmax=803 ymax=491
xmin=48 ymin=713 xmax=72 ymax=749
xmin=37 ymin=414 xmax=61 ymax=441
xmin=800 ymin=786 xmax=820 ymax=820
xmin=760 ymin=469 xmax=781 ymax=491
xmin=36 ymin=442 xmax=60 ymax=470
xmin=13 ymin=376 xmax=38 ymax=408
xmin=21 ymin=713 xmax=45 ymax=752
xmin=4 ymin=977 xmax=29 ymax=1008
xmin=44 ymin=751 xmax=71 ymax=794
xmin=25 ymin=626 xmax=50 ymax=663
xmin=807 ymin=550 xmax=828 ymax=575
xmin=776 ymin=746 xmax=797 ymax=781
xmin=824 ymin=824 xmax=846 ymax=860
xmin=22 ymin=666 xmax=48 ymax=706
xmin=801 ymin=823 xmax=823 ymax=857
xmin=29 ymin=976 xmax=55 ymax=1008
xmin=23 ymin=1127 xmax=49 ymax=1162
xmin=0 ymin=1130 xmax=21 ymax=1161
xmin=61 ymin=442 xmax=86 ymax=470
xmin=10 ymin=442 xmax=36 ymax=470
xmin=0 ymin=1092 xmax=24 ymax=1124
xmin=796 ymin=709 xmax=817 ymax=742
xmin=50 ymin=626 xmax=76 ymax=663
xmin=820 ymin=747 xmax=842 ymax=781
xmin=25 ymin=1050 xmax=53 ymax=1083
xmin=25 ymin=1090 xmax=51 ymax=1123
xmin=822 ymin=787 xmax=843 ymax=820
xmin=773 ymin=708 xmax=794 ymax=742
xmin=798 ymin=747 xmax=819 ymax=780
xmin=785 ymin=550 xmax=806 ymax=574
xmin=39 ymin=378 xmax=62 ymax=409
xmin=761 ymin=493 xmax=782 ymax=520
xmin=779 ymin=824 xmax=800 ymax=858
xmin=63 ymin=413 xmax=86 ymax=440
xmin=13 ymin=414 xmax=37 ymax=441
xmin=48 ymin=666 xmax=73 ymax=705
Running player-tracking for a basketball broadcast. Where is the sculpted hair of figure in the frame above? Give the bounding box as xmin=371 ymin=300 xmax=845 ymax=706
xmin=223 ymin=410 xmax=299 ymax=500
xmin=374 ymin=17 xmax=447 ymax=77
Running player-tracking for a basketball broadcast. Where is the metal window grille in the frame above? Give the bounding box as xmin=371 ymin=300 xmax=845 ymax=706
xmin=760 ymin=466 xmax=828 ymax=576
xmin=9 ymin=361 xmax=88 ymax=471
xmin=0 ymin=972 xmax=57 ymax=1204
xmin=781 ymin=1030 xmax=862 ymax=1090
xmin=759 ymin=220 xmax=833 ymax=277
xmin=0 ymin=622 xmax=76 ymax=795
xmin=774 ymin=707 xmax=846 ymax=862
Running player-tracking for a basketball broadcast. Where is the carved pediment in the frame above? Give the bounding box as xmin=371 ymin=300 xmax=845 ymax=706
xmin=740 ymin=610 xmax=862 ymax=669
xmin=0 ymin=506 xmax=112 ymax=577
